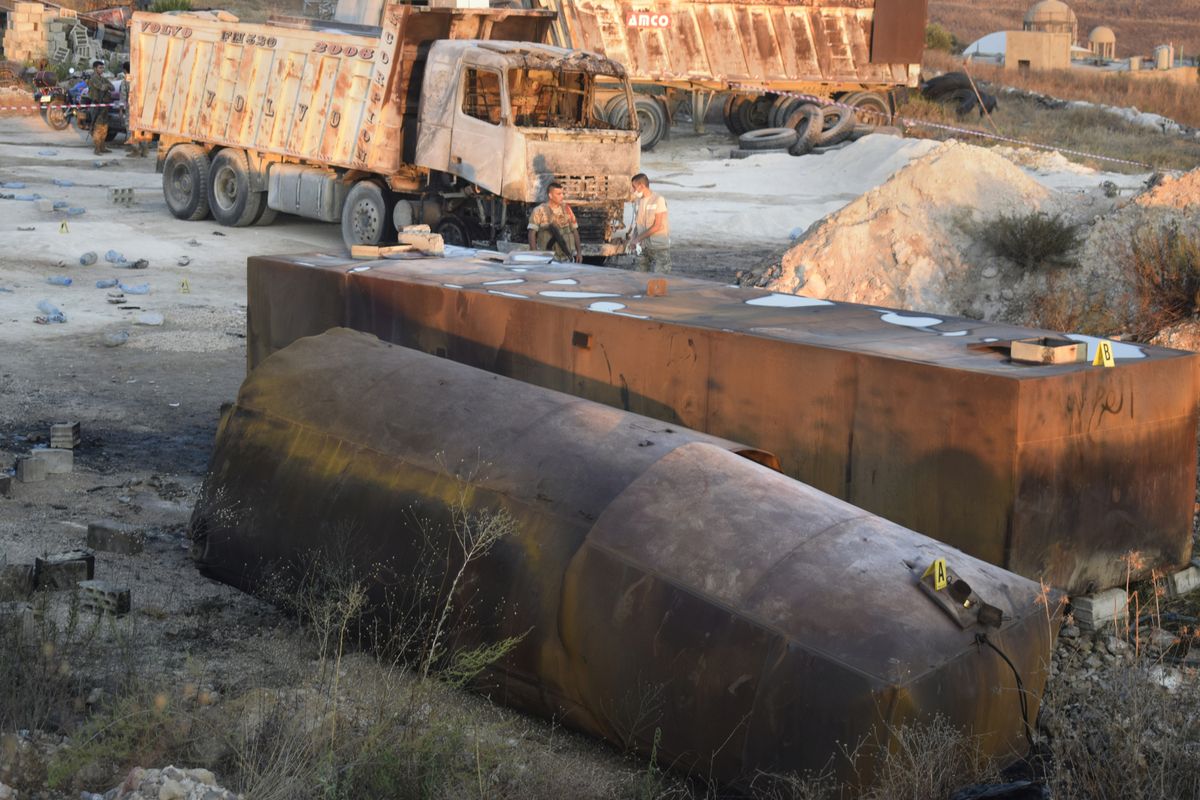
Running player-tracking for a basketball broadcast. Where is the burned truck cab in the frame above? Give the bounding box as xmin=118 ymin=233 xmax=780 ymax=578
xmin=415 ymin=40 xmax=639 ymax=256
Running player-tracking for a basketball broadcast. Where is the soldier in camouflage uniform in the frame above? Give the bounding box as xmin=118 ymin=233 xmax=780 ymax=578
xmin=86 ymin=60 xmax=113 ymax=155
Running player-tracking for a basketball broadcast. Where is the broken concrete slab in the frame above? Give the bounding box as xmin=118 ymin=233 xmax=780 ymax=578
xmin=0 ymin=563 xmax=35 ymax=600
xmin=1167 ymin=565 xmax=1200 ymax=598
xmin=15 ymin=455 xmax=47 ymax=483
xmin=50 ymin=421 xmax=80 ymax=449
xmin=87 ymin=520 xmax=145 ymax=555
xmin=1072 ymin=587 xmax=1129 ymax=632
xmin=31 ymin=448 xmax=72 ymax=474
xmin=397 ymin=231 xmax=444 ymax=256
xmin=34 ymin=550 xmax=95 ymax=590
xmin=78 ymin=580 xmax=130 ymax=616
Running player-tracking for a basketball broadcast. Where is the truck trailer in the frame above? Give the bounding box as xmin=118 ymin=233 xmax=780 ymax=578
xmin=128 ymin=4 xmax=640 ymax=254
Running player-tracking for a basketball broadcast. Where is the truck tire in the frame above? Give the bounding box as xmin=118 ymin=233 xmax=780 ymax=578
xmin=616 ymin=96 xmax=668 ymax=151
xmin=251 ymin=203 xmax=278 ymax=226
xmin=737 ymin=127 xmax=798 ymax=151
xmin=842 ymin=91 xmax=892 ymax=125
xmin=603 ymin=95 xmax=630 ymax=127
xmin=433 ymin=215 xmax=470 ymax=248
xmin=162 ymin=144 xmax=211 ymax=222
xmin=722 ymin=95 xmax=751 ymax=135
xmin=208 ymin=149 xmax=263 ymax=227
xmin=766 ymin=95 xmax=794 ymax=129
xmin=921 ymin=72 xmax=972 ymax=101
xmin=735 ymin=94 xmax=773 ymax=133
xmin=783 ymin=104 xmax=824 ymax=156
xmin=341 ymin=181 xmax=394 ymax=247
xmin=817 ymin=106 xmax=856 ymax=146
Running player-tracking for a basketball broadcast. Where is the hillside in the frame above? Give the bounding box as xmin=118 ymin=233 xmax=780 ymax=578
xmin=929 ymin=0 xmax=1200 ymax=59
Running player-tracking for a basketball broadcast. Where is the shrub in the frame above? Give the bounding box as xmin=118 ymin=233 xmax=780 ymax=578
xmin=925 ymin=23 xmax=959 ymax=54
xmin=977 ymin=211 xmax=1084 ymax=271
xmin=148 ymin=0 xmax=192 ymax=12
xmin=1128 ymin=222 xmax=1200 ymax=339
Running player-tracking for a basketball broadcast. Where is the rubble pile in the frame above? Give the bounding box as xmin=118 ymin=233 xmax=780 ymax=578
xmin=87 ymin=765 xmax=241 ymax=800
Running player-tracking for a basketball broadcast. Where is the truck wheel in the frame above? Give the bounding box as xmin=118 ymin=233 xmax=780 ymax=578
xmin=208 ymin=149 xmax=263 ymax=227
xmin=341 ymin=181 xmax=394 ymax=247
xmin=842 ymin=91 xmax=892 ymax=126
xmin=616 ymin=96 xmax=668 ymax=151
xmin=737 ymin=127 xmax=798 ymax=151
xmin=817 ymin=106 xmax=857 ymax=146
xmin=783 ymin=104 xmax=825 ymax=156
xmin=251 ymin=202 xmax=278 ymax=226
xmin=433 ymin=215 xmax=470 ymax=248
xmin=735 ymin=95 xmax=774 ymax=132
xmin=722 ymin=95 xmax=750 ymax=135
xmin=162 ymin=144 xmax=211 ymax=222
xmin=603 ymin=95 xmax=629 ymax=126
xmin=766 ymin=96 xmax=795 ymax=128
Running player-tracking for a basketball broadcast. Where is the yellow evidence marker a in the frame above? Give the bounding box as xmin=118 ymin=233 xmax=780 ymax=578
xmin=180 ymin=279 xmax=191 ymax=294
xmin=59 ymin=221 xmax=69 ymax=234
xmin=1092 ymin=341 xmax=1116 ymax=368
xmin=922 ymin=558 xmax=949 ymax=591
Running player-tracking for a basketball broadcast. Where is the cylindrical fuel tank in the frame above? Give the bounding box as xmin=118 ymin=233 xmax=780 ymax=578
xmin=191 ymin=328 xmax=1059 ymax=784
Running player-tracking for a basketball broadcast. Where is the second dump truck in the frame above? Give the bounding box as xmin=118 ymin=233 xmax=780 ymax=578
xmin=128 ymin=4 xmax=639 ymax=254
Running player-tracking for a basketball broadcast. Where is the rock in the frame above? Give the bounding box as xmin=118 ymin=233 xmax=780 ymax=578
xmin=135 ymin=313 xmax=164 ymax=327
xmin=185 ymin=769 xmax=216 ymax=786
xmin=0 ymin=782 xmax=14 ymax=800
xmin=981 ymin=265 xmax=999 ymax=279
xmin=159 ymin=778 xmax=187 ymax=800
xmin=103 ymin=331 xmax=129 ymax=348
xmin=1059 ymin=624 xmax=1079 ymax=640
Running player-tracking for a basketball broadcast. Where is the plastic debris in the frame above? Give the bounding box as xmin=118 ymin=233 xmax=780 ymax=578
xmin=52 ymin=178 xmax=73 ymax=187
xmin=17 ymin=226 xmax=35 ymax=231
xmin=36 ymin=299 xmax=66 ymax=324
xmin=14 ymin=194 xmax=41 ymax=201
xmin=104 ymin=250 xmax=127 ymax=264
xmin=102 ymin=330 xmax=129 ymax=347
xmin=118 ymin=282 xmax=149 ymax=295
xmin=135 ymin=312 xmax=164 ymax=326
xmin=177 ymin=256 xmax=191 ymax=266
xmin=45 ymin=276 xmax=72 ymax=286
xmin=52 ymin=200 xmax=68 ymax=209
xmin=38 ymin=150 xmax=58 ymax=156
xmin=79 ymin=251 xmax=98 ymax=265
xmin=95 ymin=278 xmax=119 ymax=288
xmin=128 ymin=259 xmax=148 ymax=270
xmin=66 ymin=208 xmax=86 ymax=216
xmin=2 ymin=182 xmax=26 ymax=189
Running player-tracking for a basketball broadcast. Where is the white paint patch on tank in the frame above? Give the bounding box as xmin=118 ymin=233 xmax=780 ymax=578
xmin=548 ymin=278 xmax=579 ymax=285
xmin=488 ymin=290 xmax=527 ymax=299
xmin=443 ymin=283 xmax=464 ymax=289
xmin=509 ymin=268 xmax=529 ymax=272
xmin=589 ymin=301 xmax=627 ymax=313
xmin=1065 ymin=334 xmax=1146 ymax=360
xmin=982 ymin=337 xmax=998 ymax=342
xmin=880 ymin=312 xmax=943 ymax=328
xmin=941 ymin=331 xmax=968 ymax=337
xmin=746 ymin=293 xmax=834 ymax=308
xmin=483 ymin=278 xmax=525 ymax=286
xmin=615 ymin=311 xmax=651 ymax=319
xmin=539 ymin=291 xmax=622 ymax=299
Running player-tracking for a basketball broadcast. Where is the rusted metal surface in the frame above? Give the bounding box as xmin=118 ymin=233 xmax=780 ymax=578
xmin=245 ymin=252 xmax=1200 ymax=593
xmin=128 ymin=5 xmax=557 ymax=175
xmin=533 ymin=0 xmax=921 ymax=91
xmin=194 ymin=327 xmax=1059 ymax=785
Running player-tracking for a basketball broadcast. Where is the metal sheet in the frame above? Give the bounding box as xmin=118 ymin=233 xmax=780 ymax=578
xmin=244 ymin=253 xmax=1200 ymax=593
xmin=869 ymin=0 xmax=928 ymax=64
xmin=194 ymin=328 xmax=1059 ymax=785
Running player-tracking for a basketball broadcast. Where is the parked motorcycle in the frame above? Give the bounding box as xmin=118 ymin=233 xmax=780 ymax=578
xmin=31 ymin=69 xmax=71 ymax=131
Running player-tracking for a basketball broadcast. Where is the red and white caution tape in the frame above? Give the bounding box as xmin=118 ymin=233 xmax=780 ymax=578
xmin=0 ymin=101 xmax=122 ymax=111
xmin=729 ymin=83 xmax=1164 ymax=172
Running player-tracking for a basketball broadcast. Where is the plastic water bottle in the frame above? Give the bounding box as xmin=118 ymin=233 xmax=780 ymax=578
xmin=46 ymin=276 xmax=72 ymax=286
xmin=37 ymin=299 xmax=66 ymax=323
xmin=119 ymin=282 xmax=149 ymax=295
xmin=95 ymin=278 xmax=118 ymax=289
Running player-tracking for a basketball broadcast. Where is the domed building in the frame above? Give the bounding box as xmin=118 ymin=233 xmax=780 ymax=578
xmin=1023 ymin=0 xmax=1078 ymax=44
xmin=1088 ymin=26 xmax=1115 ymax=59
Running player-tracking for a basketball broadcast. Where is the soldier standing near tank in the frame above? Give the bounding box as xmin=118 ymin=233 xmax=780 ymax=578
xmin=625 ymin=173 xmax=671 ymax=273
xmin=86 ymin=59 xmax=113 ymax=155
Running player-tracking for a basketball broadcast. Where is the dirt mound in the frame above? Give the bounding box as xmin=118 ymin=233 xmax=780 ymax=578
xmin=1135 ymin=168 xmax=1200 ymax=210
xmin=749 ymin=140 xmax=1053 ymax=316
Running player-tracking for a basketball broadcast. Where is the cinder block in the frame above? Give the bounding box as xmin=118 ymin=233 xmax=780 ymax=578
xmin=78 ymin=580 xmax=130 ymax=616
xmin=397 ymin=231 xmax=445 ymax=256
xmin=0 ymin=563 xmax=35 ymax=600
xmin=15 ymin=455 xmax=47 ymax=483
xmin=50 ymin=422 xmax=80 ymax=449
xmin=1072 ymin=587 xmax=1129 ymax=632
xmin=87 ymin=520 xmax=145 ymax=555
xmin=1168 ymin=566 xmax=1200 ymax=598
xmin=0 ymin=474 xmax=11 ymax=497
xmin=34 ymin=550 xmax=94 ymax=590
xmin=15 ymin=2 xmax=46 ymax=13
xmin=31 ymin=448 xmax=72 ymax=474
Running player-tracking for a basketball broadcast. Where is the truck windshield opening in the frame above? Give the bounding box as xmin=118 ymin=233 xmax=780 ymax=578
xmin=508 ymin=68 xmax=622 ymax=130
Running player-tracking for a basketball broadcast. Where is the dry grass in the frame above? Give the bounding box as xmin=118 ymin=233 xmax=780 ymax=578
xmin=929 ymin=0 xmax=1200 ymax=61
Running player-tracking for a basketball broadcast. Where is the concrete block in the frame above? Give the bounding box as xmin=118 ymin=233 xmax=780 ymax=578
xmin=397 ymin=231 xmax=444 ymax=256
xmin=34 ymin=550 xmax=94 ymax=590
xmin=87 ymin=520 xmax=145 ymax=555
xmin=1072 ymin=587 xmax=1129 ymax=632
xmin=1167 ymin=565 xmax=1200 ymax=598
xmin=15 ymin=455 xmax=46 ymax=483
xmin=0 ymin=563 xmax=35 ymax=600
xmin=0 ymin=474 xmax=11 ymax=497
xmin=78 ymin=580 xmax=130 ymax=616
xmin=50 ymin=421 xmax=80 ymax=449
xmin=31 ymin=447 xmax=72 ymax=474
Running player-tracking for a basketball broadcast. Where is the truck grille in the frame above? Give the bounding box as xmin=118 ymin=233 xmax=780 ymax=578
xmin=551 ymin=174 xmax=628 ymax=202
xmin=574 ymin=203 xmax=620 ymax=242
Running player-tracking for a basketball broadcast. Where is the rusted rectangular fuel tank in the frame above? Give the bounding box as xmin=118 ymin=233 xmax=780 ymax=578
xmin=245 ymin=252 xmax=1200 ymax=593
xmin=194 ymin=328 xmax=1059 ymax=785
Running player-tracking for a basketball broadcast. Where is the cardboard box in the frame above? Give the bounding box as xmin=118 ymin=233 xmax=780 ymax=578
xmin=1010 ymin=337 xmax=1087 ymax=365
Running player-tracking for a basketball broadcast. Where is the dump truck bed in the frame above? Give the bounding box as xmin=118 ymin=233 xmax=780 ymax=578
xmin=128 ymin=5 xmax=555 ymax=174
xmin=533 ymin=0 xmax=925 ymax=90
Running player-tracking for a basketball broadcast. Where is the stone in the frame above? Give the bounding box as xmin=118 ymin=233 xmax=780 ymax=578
xmin=158 ymin=778 xmax=186 ymax=800
xmin=397 ymin=231 xmax=444 ymax=256
xmin=15 ymin=455 xmax=46 ymax=483
xmin=78 ymin=580 xmax=130 ymax=616
xmin=186 ymin=768 xmax=216 ymax=786
xmin=1071 ymin=587 xmax=1128 ymax=632
xmin=1058 ymin=624 xmax=1079 ymax=639
xmin=50 ymin=421 xmax=80 ymax=449
xmin=87 ymin=520 xmax=145 ymax=555
xmin=1167 ymin=565 xmax=1200 ymax=598
xmin=0 ymin=781 xmax=15 ymax=800
xmin=0 ymin=475 xmax=11 ymax=497
xmin=30 ymin=447 xmax=72 ymax=474
xmin=0 ymin=564 xmax=35 ymax=600
xmin=981 ymin=265 xmax=999 ymax=279
xmin=33 ymin=550 xmax=94 ymax=590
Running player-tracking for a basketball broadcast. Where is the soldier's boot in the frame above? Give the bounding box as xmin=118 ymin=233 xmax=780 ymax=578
xmin=93 ymin=123 xmax=110 ymax=154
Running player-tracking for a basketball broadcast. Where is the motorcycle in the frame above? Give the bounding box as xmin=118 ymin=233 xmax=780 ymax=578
xmin=31 ymin=69 xmax=71 ymax=131
xmin=71 ymin=76 xmax=127 ymax=142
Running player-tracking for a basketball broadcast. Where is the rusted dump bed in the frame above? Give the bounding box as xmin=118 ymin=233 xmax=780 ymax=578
xmin=245 ymin=252 xmax=1200 ymax=593
xmin=129 ymin=5 xmax=553 ymax=173
xmin=194 ymin=328 xmax=1057 ymax=784
xmin=533 ymin=0 xmax=924 ymax=90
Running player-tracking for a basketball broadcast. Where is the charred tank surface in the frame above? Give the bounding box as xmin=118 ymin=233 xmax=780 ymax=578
xmin=192 ymin=328 xmax=1060 ymax=785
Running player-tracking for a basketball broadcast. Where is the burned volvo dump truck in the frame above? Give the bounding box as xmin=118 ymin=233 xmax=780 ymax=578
xmin=193 ymin=328 xmax=1058 ymax=785
xmin=244 ymin=252 xmax=1200 ymax=595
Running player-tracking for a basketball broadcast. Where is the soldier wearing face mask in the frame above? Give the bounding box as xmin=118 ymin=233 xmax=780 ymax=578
xmin=624 ymin=172 xmax=670 ymax=274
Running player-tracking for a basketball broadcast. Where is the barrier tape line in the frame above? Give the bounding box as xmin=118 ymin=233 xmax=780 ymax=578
xmin=0 ymin=102 xmax=122 ymax=111
xmin=728 ymin=83 xmax=1162 ymax=171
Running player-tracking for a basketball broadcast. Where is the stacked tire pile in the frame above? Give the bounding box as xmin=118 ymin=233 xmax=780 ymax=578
xmin=725 ymin=92 xmax=899 ymax=158
xmin=594 ymin=93 xmax=670 ymax=151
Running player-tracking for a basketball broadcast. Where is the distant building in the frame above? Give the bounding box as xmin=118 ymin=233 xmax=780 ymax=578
xmin=1002 ymin=0 xmax=1076 ymax=72
xmin=1087 ymin=26 xmax=1115 ymax=60
xmin=1023 ymin=0 xmax=1078 ymax=44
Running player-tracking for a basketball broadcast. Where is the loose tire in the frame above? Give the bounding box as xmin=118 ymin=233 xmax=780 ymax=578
xmin=921 ymin=72 xmax=972 ymax=101
xmin=340 ymin=181 xmax=394 ymax=247
xmin=208 ymin=149 xmax=263 ymax=227
xmin=722 ymin=95 xmax=752 ymax=135
xmin=783 ymin=104 xmax=824 ymax=156
xmin=433 ymin=214 xmax=471 ymax=248
xmin=162 ymin=143 xmax=211 ymax=221
xmin=737 ymin=127 xmax=798 ymax=151
xmin=817 ymin=105 xmax=857 ymax=146
xmin=841 ymin=91 xmax=892 ymax=126
xmin=735 ymin=94 xmax=774 ymax=133
xmin=766 ymin=95 xmax=795 ymax=129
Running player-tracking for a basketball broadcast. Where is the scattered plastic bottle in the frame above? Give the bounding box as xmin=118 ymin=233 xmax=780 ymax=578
xmin=79 ymin=251 xmax=97 ymax=266
xmin=2 ymin=181 xmax=26 ymax=189
xmin=52 ymin=178 xmax=72 ymax=186
xmin=46 ymin=276 xmax=72 ymax=286
xmin=36 ymin=299 xmax=66 ymax=323
xmin=52 ymin=200 xmax=68 ymax=209
xmin=118 ymin=282 xmax=149 ymax=295
xmin=66 ymin=207 xmax=86 ymax=216
xmin=102 ymin=330 xmax=129 ymax=347
xmin=95 ymin=278 xmax=118 ymax=289
xmin=104 ymin=250 xmax=126 ymax=264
